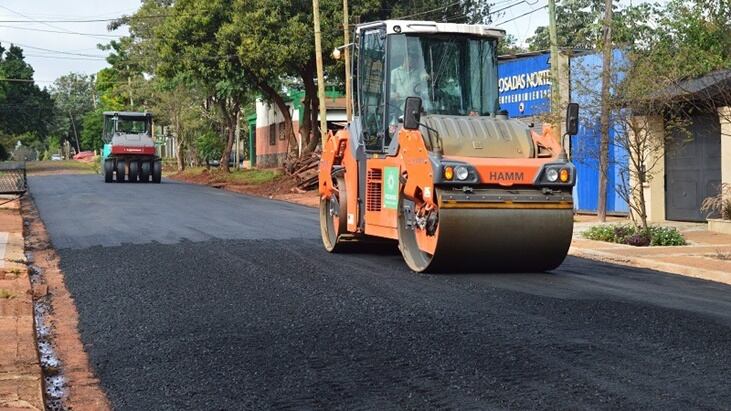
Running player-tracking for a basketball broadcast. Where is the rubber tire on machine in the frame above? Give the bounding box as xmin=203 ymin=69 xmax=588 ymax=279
xmin=152 ymin=160 xmax=162 ymax=183
xmin=140 ymin=161 xmax=151 ymax=183
xmin=103 ymin=159 xmax=114 ymax=183
xmin=128 ymin=161 xmax=139 ymax=183
xmin=320 ymin=175 xmax=349 ymax=252
xmin=116 ymin=160 xmax=126 ymax=183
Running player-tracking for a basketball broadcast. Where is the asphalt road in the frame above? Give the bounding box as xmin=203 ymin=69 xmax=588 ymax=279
xmin=30 ymin=175 xmax=731 ymax=410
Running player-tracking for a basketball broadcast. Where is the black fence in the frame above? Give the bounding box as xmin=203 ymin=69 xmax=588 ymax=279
xmin=0 ymin=162 xmax=27 ymax=195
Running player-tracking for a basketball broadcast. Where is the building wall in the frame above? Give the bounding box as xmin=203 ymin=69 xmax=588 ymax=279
xmin=254 ymin=99 xmax=300 ymax=168
xmin=498 ymin=50 xmax=629 ymax=214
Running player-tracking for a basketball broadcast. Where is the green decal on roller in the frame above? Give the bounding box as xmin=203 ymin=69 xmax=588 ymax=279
xmin=383 ymin=166 xmax=399 ymax=209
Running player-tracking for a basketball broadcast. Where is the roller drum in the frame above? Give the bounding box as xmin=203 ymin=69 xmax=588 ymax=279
xmin=399 ymin=191 xmax=574 ymax=273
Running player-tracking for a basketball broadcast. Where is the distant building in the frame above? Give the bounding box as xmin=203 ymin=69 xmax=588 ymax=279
xmin=248 ymin=89 xmax=347 ymax=168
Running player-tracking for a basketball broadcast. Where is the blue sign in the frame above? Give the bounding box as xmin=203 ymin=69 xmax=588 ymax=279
xmin=498 ymin=53 xmax=551 ymax=118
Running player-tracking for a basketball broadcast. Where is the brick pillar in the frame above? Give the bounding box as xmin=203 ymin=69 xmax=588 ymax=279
xmin=719 ymin=106 xmax=731 ymax=188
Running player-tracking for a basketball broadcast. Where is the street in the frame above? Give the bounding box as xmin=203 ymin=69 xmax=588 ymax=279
xmin=30 ymin=175 xmax=731 ymax=409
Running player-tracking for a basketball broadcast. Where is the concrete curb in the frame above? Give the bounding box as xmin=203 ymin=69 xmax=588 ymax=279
xmin=569 ymin=240 xmax=731 ymax=286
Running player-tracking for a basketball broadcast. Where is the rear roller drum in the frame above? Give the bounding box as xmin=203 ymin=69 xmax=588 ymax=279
xmin=140 ymin=161 xmax=151 ymax=182
xmin=116 ymin=160 xmax=126 ymax=183
xmin=152 ymin=160 xmax=162 ymax=183
xmin=103 ymin=159 xmax=114 ymax=183
xmin=320 ymin=175 xmax=349 ymax=252
xmin=128 ymin=161 xmax=139 ymax=183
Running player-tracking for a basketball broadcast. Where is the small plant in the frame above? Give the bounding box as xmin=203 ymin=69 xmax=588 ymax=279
xmin=646 ymin=226 xmax=687 ymax=246
xmin=0 ymin=289 xmax=15 ymax=299
xmin=583 ymin=224 xmax=685 ymax=247
xmin=701 ymin=183 xmax=731 ymax=220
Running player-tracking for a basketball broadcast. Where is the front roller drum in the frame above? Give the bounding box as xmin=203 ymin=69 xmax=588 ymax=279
xmin=397 ymin=194 xmax=574 ymax=273
xmin=320 ymin=175 xmax=349 ymax=252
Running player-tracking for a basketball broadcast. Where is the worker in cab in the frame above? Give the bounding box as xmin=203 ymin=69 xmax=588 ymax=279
xmin=389 ymin=49 xmax=430 ymax=141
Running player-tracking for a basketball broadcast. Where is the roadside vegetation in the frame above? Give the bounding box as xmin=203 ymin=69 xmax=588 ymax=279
xmin=175 ymin=167 xmax=282 ymax=186
xmin=583 ymin=224 xmax=686 ymax=246
xmin=26 ymin=160 xmax=98 ymax=175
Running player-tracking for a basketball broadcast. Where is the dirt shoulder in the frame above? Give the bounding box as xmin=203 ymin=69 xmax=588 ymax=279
xmin=0 ymin=199 xmax=43 ymax=410
xmin=168 ymin=168 xmax=319 ymax=208
xmin=26 ymin=160 xmax=98 ymax=176
xmin=22 ymin=197 xmax=110 ymax=410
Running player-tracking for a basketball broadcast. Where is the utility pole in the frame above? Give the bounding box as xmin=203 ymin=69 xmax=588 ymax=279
xmin=547 ymin=0 xmax=561 ymax=143
xmin=313 ymin=0 xmax=329 ymax=146
xmin=597 ymin=0 xmax=613 ymax=221
xmin=343 ymin=0 xmax=352 ymax=122
xmin=68 ymin=111 xmax=81 ymax=153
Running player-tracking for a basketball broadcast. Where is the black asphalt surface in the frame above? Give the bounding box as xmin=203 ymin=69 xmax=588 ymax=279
xmin=30 ymin=174 xmax=731 ymax=410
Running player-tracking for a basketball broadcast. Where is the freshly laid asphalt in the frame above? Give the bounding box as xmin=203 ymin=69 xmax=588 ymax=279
xmin=30 ymin=174 xmax=731 ymax=410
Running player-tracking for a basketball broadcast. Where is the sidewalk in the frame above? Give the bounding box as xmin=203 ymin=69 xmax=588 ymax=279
xmin=0 ymin=201 xmax=44 ymax=410
xmin=570 ymin=218 xmax=731 ymax=286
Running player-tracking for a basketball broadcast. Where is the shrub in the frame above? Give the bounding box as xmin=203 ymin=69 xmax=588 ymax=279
xmin=583 ymin=224 xmax=685 ymax=247
xmin=700 ymin=183 xmax=731 ymax=220
xmin=647 ymin=226 xmax=686 ymax=246
xmin=583 ymin=225 xmax=616 ymax=242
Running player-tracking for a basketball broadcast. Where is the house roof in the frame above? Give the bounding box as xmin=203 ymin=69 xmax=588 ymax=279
xmin=651 ymin=69 xmax=731 ymax=102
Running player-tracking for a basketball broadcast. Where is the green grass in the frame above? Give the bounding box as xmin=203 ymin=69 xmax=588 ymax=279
xmin=180 ymin=167 xmax=283 ymax=185
xmin=26 ymin=160 xmax=98 ymax=174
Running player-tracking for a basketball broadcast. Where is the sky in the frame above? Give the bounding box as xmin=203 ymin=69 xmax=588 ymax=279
xmin=0 ymin=0 xmax=653 ymax=86
xmin=0 ymin=0 xmax=138 ymax=86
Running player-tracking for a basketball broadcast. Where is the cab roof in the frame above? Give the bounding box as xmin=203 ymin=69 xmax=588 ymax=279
xmin=103 ymin=111 xmax=152 ymax=118
xmin=355 ymin=20 xmax=505 ymax=39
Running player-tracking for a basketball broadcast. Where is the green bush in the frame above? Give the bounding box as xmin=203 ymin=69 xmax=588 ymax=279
xmin=647 ymin=226 xmax=686 ymax=246
xmin=583 ymin=224 xmax=686 ymax=247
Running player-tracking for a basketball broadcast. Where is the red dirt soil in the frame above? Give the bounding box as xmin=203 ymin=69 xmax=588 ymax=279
xmin=169 ymin=170 xmax=319 ymax=208
xmin=22 ymin=198 xmax=110 ymax=411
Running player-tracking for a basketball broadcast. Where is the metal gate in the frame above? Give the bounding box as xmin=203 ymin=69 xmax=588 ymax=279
xmin=665 ymin=113 xmax=722 ymax=221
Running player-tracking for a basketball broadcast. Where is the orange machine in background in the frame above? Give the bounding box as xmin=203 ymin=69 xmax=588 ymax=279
xmin=319 ymin=20 xmax=579 ymax=272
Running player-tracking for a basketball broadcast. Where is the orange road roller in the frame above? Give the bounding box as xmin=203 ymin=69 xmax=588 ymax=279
xmin=319 ymin=20 xmax=579 ymax=272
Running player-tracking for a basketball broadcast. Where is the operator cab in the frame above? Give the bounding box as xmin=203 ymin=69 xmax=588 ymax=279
xmin=102 ymin=111 xmax=154 ymax=148
xmin=352 ymin=20 xmax=515 ymax=156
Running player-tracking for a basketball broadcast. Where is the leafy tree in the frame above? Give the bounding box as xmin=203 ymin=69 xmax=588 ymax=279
xmin=526 ymin=0 xmax=655 ymax=50
xmin=50 ymin=73 xmax=97 ymax=151
xmin=80 ymin=108 xmax=105 ymax=151
xmin=154 ymin=0 xmax=249 ymax=173
xmin=196 ymin=131 xmax=225 ymax=169
xmin=0 ymin=44 xmax=54 ymax=143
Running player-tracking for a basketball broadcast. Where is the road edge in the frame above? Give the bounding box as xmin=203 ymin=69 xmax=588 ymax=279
xmin=21 ymin=195 xmax=111 ymax=410
xmin=569 ymin=241 xmax=731 ymax=286
xmin=0 ymin=198 xmax=44 ymax=410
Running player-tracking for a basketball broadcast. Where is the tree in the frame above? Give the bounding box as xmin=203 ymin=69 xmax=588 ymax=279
xmin=0 ymin=44 xmax=54 ymax=144
xmin=597 ymin=0 xmax=613 ymax=221
xmin=154 ymin=0 xmax=249 ymax=173
xmin=50 ymin=73 xmax=97 ymax=151
xmin=526 ymin=0 xmax=655 ymax=50
xmin=196 ymin=131 xmax=225 ymax=169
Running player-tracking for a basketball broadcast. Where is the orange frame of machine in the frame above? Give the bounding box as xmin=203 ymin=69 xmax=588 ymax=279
xmin=319 ymin=122 xmax=569 ymax=248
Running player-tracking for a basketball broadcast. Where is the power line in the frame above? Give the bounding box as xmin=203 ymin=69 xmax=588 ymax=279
xmin=0 ymin=14 xmax=170 ymax=24
xmin=392 ymin=1 xmax=465 ymax=20
xmin=0 ymin=24 xmax=122 ymax=38
xmin=494 ymin=5 xmax=547 ymax=26
xmin=0 ymin=40 xmax=108 ymax=58
xmin=0 ymin=5 xmax=114 ymax=41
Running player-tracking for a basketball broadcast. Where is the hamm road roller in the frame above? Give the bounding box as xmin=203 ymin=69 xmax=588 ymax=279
xmin=319 ymin=20 xmax=579 ymax=272
xmin=102 ymin=111 xmax=162 ymax=183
